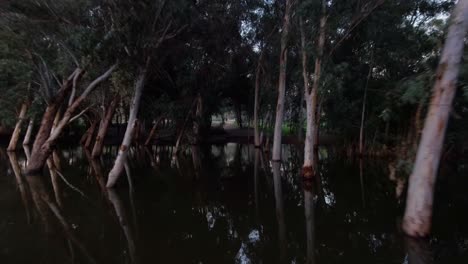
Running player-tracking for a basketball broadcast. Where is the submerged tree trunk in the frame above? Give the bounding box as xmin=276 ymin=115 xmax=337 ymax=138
xmin=272 ymin=162 xmax=287 ymax=261
xmin=7 ymin=102 xmax=28 ymax=152
xmin=92 ymin=96 xmax=119 ymax=157
xmin=27 ymin=70 xmax=80 ymax=174
xmin=302 ymin=0 xmax=326 ymax=177
xmin=107 ymin=67 xmax=146 ymax=188
xmin=402 ymin=0 xmax=468 ymax=237
xmin=304 ymin=188 xmax=316 ymax=264
xmin=23 ymin=118 xmax=34 ymax=146
xmin=272 ymin=0 xmax=293 ymax=161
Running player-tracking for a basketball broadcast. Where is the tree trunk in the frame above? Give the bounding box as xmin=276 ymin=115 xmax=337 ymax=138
xmin=84 ymin=119 xmax=98 ymax=149
xmin=402 ymin=0 xmax=468 ymax=237
xmin=107 ymin=68 xmax=146 ymax=188
xmin=302 ymin=0 xmax=326 ymax=177
xmin=23 ymin=118 xmax=34 ymax=146
xmin=27 ymin=65 xmax=115 ymax=175
xmin=144 ymin=117 xmax=163 ymax=146
xmin=359 ymin=56 xmax=373 ymax=156
xmin=254 ymin=55 xmax=263 ymax=147
xmin=92 ymin=96 xmax=119 ymax=157
xmin=272 ymin=0 xmax=293 ymax=161
xmin=7 ymin=102 xmax=28 ymax=152
xmin=193 ymin=93 xmax=203 ymax=144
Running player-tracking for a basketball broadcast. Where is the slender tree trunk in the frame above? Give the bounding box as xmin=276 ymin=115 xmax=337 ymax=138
xmin=8 ymin=102 xmax=28 ymax=152
xmin=107 ymin=67 xmax=146 ymax=188
xmin=144 ymin=117 xmax=163 ymax=146
xmin=254 ymin=55 xmax=263 ymax=147
xmin=359 ymin=56 xmax=373 ymax=156
xmin=174 ymin=99 xmax=197 ymax=155
xmin=272 ymin=0 xmax=293 ymax=161
xmin=92 ymin=96 xmax=119 ymax=157
xmin=193 ymin=94 xmax=203 ymax=144
xmin=23 ymin=118 xmax=34 ymax=146
xmin=402 ymin=0 xmax=468 ymax=237
xmin=302 ymin=0 xmax=326 ymax=177
xmin=84 ymin=119 xmax=98 ymax=149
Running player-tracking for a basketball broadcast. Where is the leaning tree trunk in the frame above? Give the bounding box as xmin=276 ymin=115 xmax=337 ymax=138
xmin=92 ymin=96 xmax=120 ymax=157
xmin=302 ymin=0 xmax=326 ymax=177
xmin=107 ymin=68 xmax=146 ymax=188
xmin=7 ymin=102 xmax=28 ymax=152
xmin=272 ymin=0 xmax=293 ymax=161
xmin=27 ymin=69 xmax=82 ymax=174
xmin=27 ymin=65 xmax=115 ymax=175
xmin=23 ymin=118 xmax=34 ymax=146
xmin=402 ymin=0 xmax=468 ymax=237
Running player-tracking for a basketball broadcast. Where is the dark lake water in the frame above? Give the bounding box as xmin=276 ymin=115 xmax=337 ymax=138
xmin=1 ymin=144 xmax=468 ymax=264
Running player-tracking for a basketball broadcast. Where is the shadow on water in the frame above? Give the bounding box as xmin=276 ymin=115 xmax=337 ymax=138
xmin=1 ymin=143 xmax=468 ymax=263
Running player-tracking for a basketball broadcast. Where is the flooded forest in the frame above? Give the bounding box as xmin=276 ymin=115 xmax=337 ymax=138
xmin=1 ymin=0 xmax=468 ymax=263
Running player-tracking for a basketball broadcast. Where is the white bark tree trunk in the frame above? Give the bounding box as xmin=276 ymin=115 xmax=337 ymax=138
xmin=272 ymin=0 xmax=293 ymax=161
xmin=107 ymin=68 xmax=146 ymax=188
xmin=7 ymin=102 xmax=28 ymax=152
xmin=23 ymin=118 xmax=34 ymax=146
xmin=402 ymin=0 xmax=468 ymax=237
xmin=302 ymin=0 xmax=326 ymax=177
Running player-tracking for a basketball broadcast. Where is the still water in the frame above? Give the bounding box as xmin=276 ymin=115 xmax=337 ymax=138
xmin=1 ymin=144 xmax=468 ymax=264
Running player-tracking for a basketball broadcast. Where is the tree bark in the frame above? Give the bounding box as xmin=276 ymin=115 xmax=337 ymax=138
xmin=272 ymin=0 xmax=294 ymax=161
xmin=302 ymin=0 xmax=326 ymax=177
xmin=7 ymin=102 xmax=28 ymax=151
xmin=92 ymin=96 xmax=120 ymax=157
xmin=23 ymin=118 xmax=34 ymax=146
xmin=107 ymin=67 xmax=146 ymax=188
xmin=402 ymin=0 xmax=468 ymax=237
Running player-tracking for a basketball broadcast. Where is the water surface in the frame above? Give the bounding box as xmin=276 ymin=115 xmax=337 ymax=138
xmin=1 ymin=144 xmax=467 ymax=264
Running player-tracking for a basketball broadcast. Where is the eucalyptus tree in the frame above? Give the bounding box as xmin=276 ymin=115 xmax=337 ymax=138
xmin=403 ymin=0 xmax=468 ymax=237
xmin=272 ymin=0 xmax=295 ymax=161
xmin=1 ymin=0 xmax=119 ymax=174
xmin=106 ymin=0 xmax=187 ymax=187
